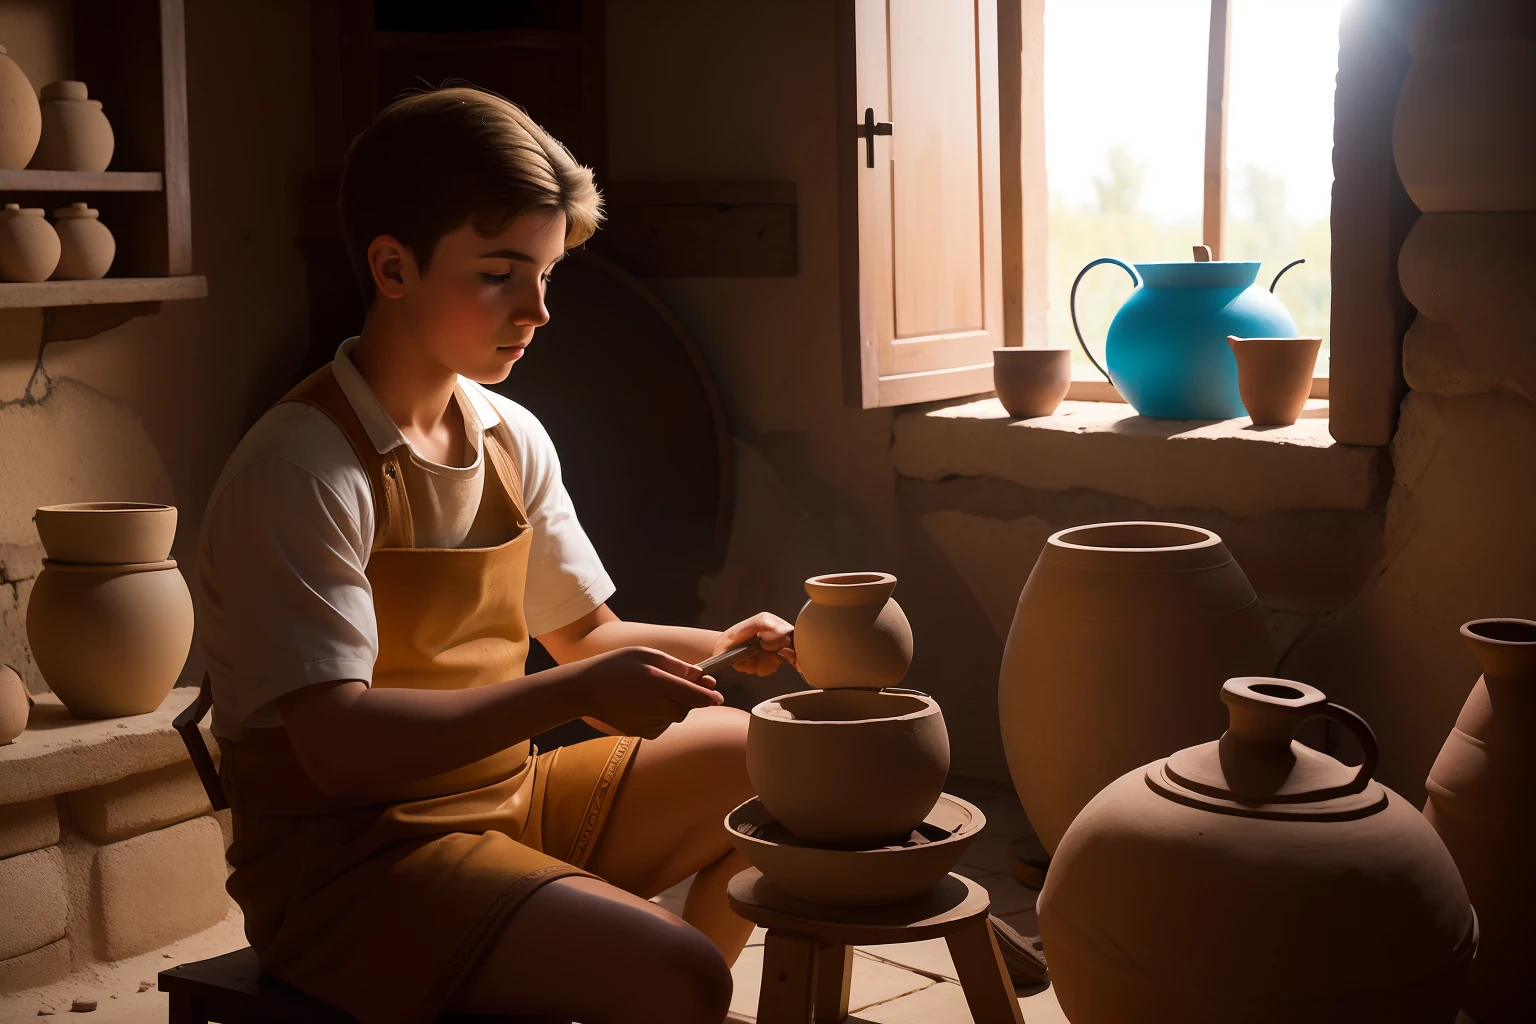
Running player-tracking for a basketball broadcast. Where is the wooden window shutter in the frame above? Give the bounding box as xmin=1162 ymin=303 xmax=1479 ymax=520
xmin=837 ymin=0 xmax=1007 ymax=409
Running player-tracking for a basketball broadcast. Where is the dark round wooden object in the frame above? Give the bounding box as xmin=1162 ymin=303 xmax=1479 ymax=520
xmin=727 ymin=868 xmax=992 ymax=947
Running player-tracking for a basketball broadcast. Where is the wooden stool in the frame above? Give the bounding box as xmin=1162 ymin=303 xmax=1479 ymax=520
xmin=727 ymin=868 xmax=1026 ymax=1024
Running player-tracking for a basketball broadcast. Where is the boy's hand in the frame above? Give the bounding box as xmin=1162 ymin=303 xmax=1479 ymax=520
xmin=577 ymin=647 xmax=724 ymax=739
xmin=711 ymin=613 xmax=796 ymax=677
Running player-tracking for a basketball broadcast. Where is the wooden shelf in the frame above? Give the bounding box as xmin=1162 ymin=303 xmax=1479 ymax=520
xmin=0 ymin=275 xmax=207 ymax=308
xmin=0 ymin=169 xmax=166 ymax=192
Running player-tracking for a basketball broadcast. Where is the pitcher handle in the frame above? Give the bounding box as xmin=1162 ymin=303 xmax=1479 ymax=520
xmin=1315 ymin=701 xmax=1379 ymax=796
xmin=1070 ymin=257 xmax=1140 ymax=382
xmin=1270 ymin=258 xmax=1305 ymax=293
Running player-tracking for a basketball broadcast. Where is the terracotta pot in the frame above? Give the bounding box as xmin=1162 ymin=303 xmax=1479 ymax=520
xmin=748 ymin=687 xmax=949 ymax=847
xmin=992 ymin=347 xmax=1071 ymax=418
xmin=51 ymin=203 xmax=115 ymax=280
xmin=999 ymin=522 xmax=1272 ymax=853
xmin=32 ymin=80 xmax=113 ymax=172
xmin=0 ymin=44 xmax=41 ymax=170
xmin=793 ymin=572 xmax=913 ymax=690
xmin=1040 ymin=677 xmax=1477 ymax=1024
xmin=1424 ymin=617 xmax=1536 ymax=1024
xmin=0 ymin=204 xmax=60 ymax=282
xmin=0 ymin=664 xmax=29 ymax=745
xmin=725 ymin=793 xmax=982 ymax=907
xmin=33 ymin=502 xmax=177 ymax=564
xmin=25 ymin=559 xmax=193 ymax=718
xmin=1227 ymin=336 xmax=1322 ymax=426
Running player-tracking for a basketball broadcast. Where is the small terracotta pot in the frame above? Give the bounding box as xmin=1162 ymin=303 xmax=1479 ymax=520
xmin=992 ymin=347 xmax=1071 ymax=418
xmin=0 ymin=204 xmax=60 ymax=282
xmin=0 ymin=664 xmax=29 ymax=745
xmin=33 ymin=502 xmax=177 ymax=564
xmin=0 ymin=44 xmax=41 ymax=170
xmin=32 ymin=80 xmax=113 ymax=172
xmin=725 ymin=793 xmax=983 ymax=906
xmin=25 ymin=559 xmax=193 ymax=718
xmin=793 ymin=572 xmax=913 ymax=690
xmin=1227 ymin=336 xmax=1321 ymax=426
xmin=51 ymin=203 xmax=115 ymax=280
xmin=748 ymin=687 xmax=949 ymax=847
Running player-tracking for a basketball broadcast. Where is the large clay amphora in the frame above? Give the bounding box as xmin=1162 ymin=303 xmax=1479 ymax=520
xmin=1040 ymin=678 xmax=1477 ymax=1024
xmin=1423 ymin=618 xmax=1536 ymax=1024
xmin=998 ymin=522 xmax=1272 ymax=853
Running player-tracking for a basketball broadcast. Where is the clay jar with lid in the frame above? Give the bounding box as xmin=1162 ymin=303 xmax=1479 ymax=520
xmin=0 ymin=204 xmax=60 ymax=282
xmin=52 ymin=203 xmax=115 ymax=280
xmin=1423 ymin=618 xmax=1536 ymax=1024
xmin=0 ymin=44 xmax=41 ymax=169
xmin=1040 ymin=678 xmax=1477 ymax=1024
xmin=32 ymin=80 xmax=114 ymax=172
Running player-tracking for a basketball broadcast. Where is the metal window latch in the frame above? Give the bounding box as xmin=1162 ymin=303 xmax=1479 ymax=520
xmin=862 ymin=107 xmax=893 ymax=168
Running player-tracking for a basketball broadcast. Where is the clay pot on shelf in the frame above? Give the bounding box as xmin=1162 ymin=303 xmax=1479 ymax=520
xmin=1040 ymin=677 xmax=1477 ymax=1024
xmin=747 ymin=687 xmax=949 ymax=847
xmin=992 ymin=347 xmax=1071 ymax=418
xmin=0 ymin=204 xmax=60 ymax=282
xmin=51 ymin=203 xmax=115 ymax=280
xmin=999 ymin=521 xmax=1273 ymax=854
xmin=32 ymin=80 xmax=113 ymax=172
xmin=33 ymin=502 xmax=177 ymax=564
xmin=793 ymin=572 xmax=913 ymax=690
xmin=1228 ymin=336 xmax=1321 ymax=426
xmin=1 ymin=664 xmax=30 ymax=745
xmin=1423 ymin=617 xmax=1536 ymax=1024
xmin=0 ymin=44 xmax=41 ymax=170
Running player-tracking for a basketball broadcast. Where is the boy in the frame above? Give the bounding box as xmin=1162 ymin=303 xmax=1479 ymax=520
xmin=197 ymin=87 xmax=794 ymax=1024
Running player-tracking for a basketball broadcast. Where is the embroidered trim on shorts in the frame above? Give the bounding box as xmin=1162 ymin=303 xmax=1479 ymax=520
xmin=566 ymin=736 xmax=638 ymax=868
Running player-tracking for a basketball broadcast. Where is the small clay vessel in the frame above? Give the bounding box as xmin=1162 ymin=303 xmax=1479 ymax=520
xmin=992 ymin=347 xmax=1071 ymax=418
xmin=1424 ymin=618 xmax=1536 ymax=1024
xmin=793 ymin=572 xmax=913 ymax=689
xmin=51 ymin=203 xmax=115 ymax=280
xmin=0 ymin=664 xmax=30 ymax=745
xmin=0 ymin=44 xmax=41 ymax=169
xmin=25 ymin=559 xmax=193 ymax=718
xmin=0 ymin=204 xmax=60 ymax=282
xmin=748 ymin=687 xmax=949 ymax=847
xmin=32 ymin=80 xmax=113 ymax=172
xmin=1040 ymin=677 xmax=1477 ymax=1023
xmin=1227 ymin=336 xmax=1322 ymax=426
xmin=33 ymin=502 xmax=177 ymax=564
xmin=725 ymin=793 xmax=983 ymax=907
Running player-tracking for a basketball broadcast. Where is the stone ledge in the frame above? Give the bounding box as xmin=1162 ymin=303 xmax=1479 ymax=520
xmin=0 ymin=689 xmax=210 ymax=807
xmin=892 ymin=398 xmax=1385 ymax=517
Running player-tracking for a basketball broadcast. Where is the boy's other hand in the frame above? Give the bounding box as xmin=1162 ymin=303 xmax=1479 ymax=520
xmin=578 ymin=647 xmax=724 ymax=740
xmin=712 ymin=613 xmax=796 ymax=677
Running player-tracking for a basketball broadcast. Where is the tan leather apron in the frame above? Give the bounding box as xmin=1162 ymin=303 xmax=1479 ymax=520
xmin=217 ymin=366 xmax=637 ymax=1024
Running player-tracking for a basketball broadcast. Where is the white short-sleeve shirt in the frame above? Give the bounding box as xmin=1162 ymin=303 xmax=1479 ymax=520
xmin=197 ymin=338 xmax=615 ymax=739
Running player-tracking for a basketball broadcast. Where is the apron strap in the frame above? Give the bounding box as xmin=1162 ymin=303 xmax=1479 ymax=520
xmin=172 ymin=673 xmax=229 ymax=812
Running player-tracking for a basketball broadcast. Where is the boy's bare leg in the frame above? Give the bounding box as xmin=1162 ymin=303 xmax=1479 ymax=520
xmin=585 ymin=704 xmax=758 ymax=964
xmin=449 ymin=874 xmax=731 ymax=1023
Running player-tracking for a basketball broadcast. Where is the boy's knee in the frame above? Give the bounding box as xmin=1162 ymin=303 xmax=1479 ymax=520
xmin=636 ymin=925 xmax=732 ymax=1023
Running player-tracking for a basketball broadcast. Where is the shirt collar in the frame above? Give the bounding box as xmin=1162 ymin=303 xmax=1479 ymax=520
xmin=332 ymin=337 xmax=504 ymax=456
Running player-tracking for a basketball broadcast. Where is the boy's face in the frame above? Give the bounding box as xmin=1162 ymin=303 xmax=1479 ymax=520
xmin=384 ymin=207 xmax=568 ymax=385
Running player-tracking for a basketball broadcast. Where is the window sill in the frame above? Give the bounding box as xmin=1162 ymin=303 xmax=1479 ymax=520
xmin=891 ymin=397 xmax=1384 ymax=517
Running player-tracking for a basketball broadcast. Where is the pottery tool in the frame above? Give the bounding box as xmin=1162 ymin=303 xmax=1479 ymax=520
xmin=696 ymin=635 xmax=788 ymax=675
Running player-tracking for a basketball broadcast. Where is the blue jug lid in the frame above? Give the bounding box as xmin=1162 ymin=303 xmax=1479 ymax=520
xmin=1134 ymin=262 xmax=1261 ymax=289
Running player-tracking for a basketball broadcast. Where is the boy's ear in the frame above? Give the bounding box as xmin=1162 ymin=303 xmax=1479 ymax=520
xmin=367 ymin=235 xmax=414 ymax=300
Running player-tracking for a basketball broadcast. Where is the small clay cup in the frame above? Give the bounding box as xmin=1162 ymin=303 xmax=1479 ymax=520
xmin=794 ymin=572 xmax=913 ymax=690
xmin=1227 ymin=336 xmax=1322 ymax=426
xmin=992 ymin=347 xmax=1071 ymax=418
xmin=34 ymin=502 xmax=177 ymax=564
xmin=0 ymin=204 xmax=61 ymax=282
xmin=52 ymin=203 xmax=115 ymax=280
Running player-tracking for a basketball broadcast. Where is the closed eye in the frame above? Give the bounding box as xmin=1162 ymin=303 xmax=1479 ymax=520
xmin=480 ymin=272 xmax=512 ymax=285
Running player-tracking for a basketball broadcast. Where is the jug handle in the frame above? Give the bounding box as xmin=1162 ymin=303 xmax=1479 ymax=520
xmin=1314 ymin=701 xmax=1379 ymax=796
xmin=1269 ymin=258 xmax=1305 ymax=293
xmin=1070 ymin=257 xmax=1140 ymax=382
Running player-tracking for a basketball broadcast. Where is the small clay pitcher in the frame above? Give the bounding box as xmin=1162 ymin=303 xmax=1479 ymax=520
xmin=51 ymin=203 xmax=115 ymax=280
xmin=992 ymin=347 xmax=1071 ymax=418
xmin=793 ymin=572 xmax=913 ymax=690
xmin=0 ymin=204 xmax=61 ymax=282
xmin=1227 ymin=336 xmax=1322 ymax=426
xmin=32 ymin=80 xmax=113 ymax=172
xmin=0 ymin=44 xmax=41 ymax=169
xmin=0 ymin=664 xmax=30 ymax=745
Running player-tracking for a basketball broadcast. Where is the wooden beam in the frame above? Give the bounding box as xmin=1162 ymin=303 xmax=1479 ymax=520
xmin=0 ymin=170 xmax=164 ymax=192
xmin=999 ymin=0 xmax=1049 ymax=349
xmin=1203 ymin=0 xmax=1232 ymax=259
xmin=159 ymin=0 xmax=192 ymax=275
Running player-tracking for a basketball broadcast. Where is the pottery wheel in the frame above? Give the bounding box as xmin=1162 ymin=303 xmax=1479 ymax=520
xmin=728 ymin=868 xmax=990 ymax=944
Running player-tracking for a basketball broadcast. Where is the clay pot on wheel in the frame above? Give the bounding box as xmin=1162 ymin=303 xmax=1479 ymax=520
xmin=793 ymin=572 xmax=913 ymax=690
xmin=0 ymin=204 xmax=60 ymax=282
xmin=1 ymin=664 xmax=30 ymax=745
xmin=0 ymin=44 xmax=41 ymax=169
xmin=999 ymin=521 xmax=1272 ymax=853
xmin=51 ymin=203 xmax=115 ymax=280
xmin=1424 ymin=618 xmax=1536 ymax=1024
xmin=33 ymin=502 xmax=176 ymax=564
xmin=1040 ymin=677 xmax=1477 ymax=1024
xmin=1228 ymin=336 xmax=1321 ymax=426
xmin=992 ymin=348 xmax=1071 ymax=418
xmin=32 ymin=80 xmax=113 ymax=172
xmin=748 ymin=687 xmax=949 ymax=847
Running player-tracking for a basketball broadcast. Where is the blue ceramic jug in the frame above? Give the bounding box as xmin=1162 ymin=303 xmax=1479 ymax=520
xmin=1072 ymin=257 xmax=1303 ymax=419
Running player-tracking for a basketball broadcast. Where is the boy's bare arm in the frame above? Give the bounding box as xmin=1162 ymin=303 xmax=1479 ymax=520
xmin=539 ymin=605 xmax=796 ymax=676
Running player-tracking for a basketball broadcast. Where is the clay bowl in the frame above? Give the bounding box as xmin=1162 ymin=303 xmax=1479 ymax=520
xmin=748 ymin=687 xmax=950 ymax=848
xmin=1227 ymin=336 xmax=1322 ymax=426
xmin=992 ymin=347 xmax=1072 ymax=418
xmin=725 ymin=793 xmax=984 ymax=907
xmin=34 ymin=502 xmax=177 ymax=564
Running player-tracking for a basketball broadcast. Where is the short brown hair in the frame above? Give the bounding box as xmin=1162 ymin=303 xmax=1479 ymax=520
xmin=339 ymin=87 xmax=603 ymax=303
